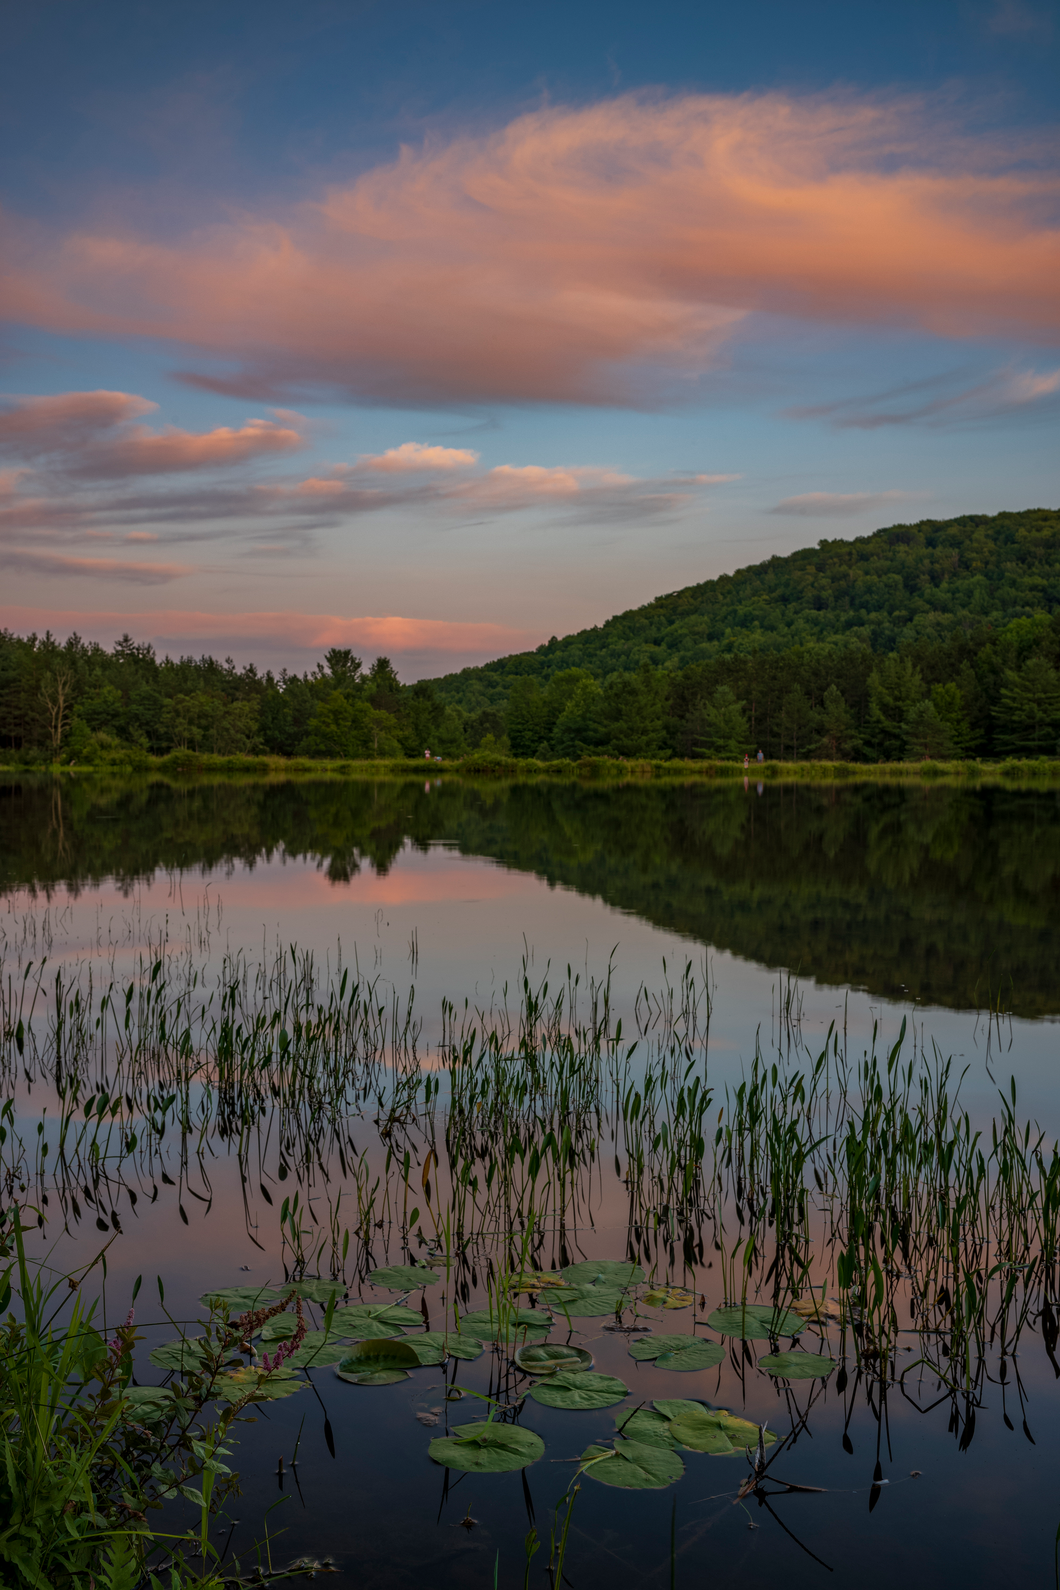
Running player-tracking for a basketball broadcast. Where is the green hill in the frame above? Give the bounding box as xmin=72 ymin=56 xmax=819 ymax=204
xmin=431 ymin=508 xmax=1060 ymax=709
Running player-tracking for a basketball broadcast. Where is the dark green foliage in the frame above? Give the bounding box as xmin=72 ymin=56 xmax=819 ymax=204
xmin=428 ymin=509 xmax=1060 ymax=761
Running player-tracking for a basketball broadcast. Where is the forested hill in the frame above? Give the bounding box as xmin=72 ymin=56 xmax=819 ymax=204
xmin=431 ymin=509 xmax=1060 ymax=709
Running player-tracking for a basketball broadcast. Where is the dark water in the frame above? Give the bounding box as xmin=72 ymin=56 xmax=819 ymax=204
xmin=3 ymin=772 xmax=1060 ymax=1589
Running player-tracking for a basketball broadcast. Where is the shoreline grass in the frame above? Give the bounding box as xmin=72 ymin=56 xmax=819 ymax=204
xmin=1 ymin=750 xmax=1058 ymax=787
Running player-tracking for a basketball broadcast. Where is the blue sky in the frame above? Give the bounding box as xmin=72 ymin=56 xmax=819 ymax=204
xmin=1 ymin=0 xmax=1057 ymax=675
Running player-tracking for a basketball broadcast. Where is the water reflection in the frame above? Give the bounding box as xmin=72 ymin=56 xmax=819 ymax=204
xmin=2 ymin=774 xmax=1059 ymax=1014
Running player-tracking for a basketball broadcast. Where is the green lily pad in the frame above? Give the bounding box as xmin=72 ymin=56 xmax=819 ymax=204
xmin=642 ymin=1286 xmax=696 ymax=1310
xmin=613 ymin=1408 xmax=676 ymax=1448
xmin=335 ymin=1339 xmax=420 ymax=1382
xmin=280 ymin=1331 xmax=353 ymax=1369
xmin=406 ymin=1331 xmax=485 ymax=1364
xmin=653 ymin=1398 xmax=708 ymax=1421
xmin=121 ymin=1386 xmax=175 ymax=1421
xmin=259 ymin=1312 xmax=300 ymax=1342
xmin=510 ymin=1271 xmax=568 ymax=1292
xmin=758 ymin=1352 xmax=837 ymax=1380
xmin=629 ymin=1334 xmax=724 ymax=1372
xmin=213 ymin=1366 xmax=306 ymax=1403
xmin=199 ymin=1285 xmax=280 ymax=1312
xmin=148 ymin=1336 xmax=217 ymax=1373
xmin=527 ymin=1371 xmax=629 ymax=1410
xmin=515 ymin=1343 xmax=593 ymax=1376
xmin=549 ymin=1286 xmax=626 ymax=1318
xmin=343 ymin=1302 xmax=421 ymax=1330
xmin=561 ymin=1260 xmax=645 ymax=1287
xmin=460 ymin=1308 xmax=550 ymax=1341
xmin=341 ymin=1368 xmax=411 ymax=1385
xmin=367 ymin=1264 xmax=439 ymax=1289
xmin=429 ymin=1422 xmax=545 ymax=1473
xmin=706 ymin=1304 xmax=802 ymax=1340
xmin=667 ymin=1406 xmax=776 ymax=1454
xmin=581 ymin=1438 xmax=685 ymax=1489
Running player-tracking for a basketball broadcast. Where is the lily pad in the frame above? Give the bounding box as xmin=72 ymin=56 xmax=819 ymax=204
xmin=653 ymin=1398 xmax=706 ymax=1421
xmin=706 ymin=1303 xmax=802 ymax=1340
xmin=460 ymin=1308 xmax=550 ymax=1341
xmin=561 ymin=1260 xmax=645 ymax=1287
xmin=281 ymin=1331 xmax=353 ymax=1369
xmin=335 ymin=1338 xmax=420 ymax=1382
xmin=510 ymin=1272 xmax=568 ymax=1292
xmin=668 ymin=1406 xmax=776 ymax=1454
xmin=758 ymin=1352 xmax=837 ymax=1380
xmin=121 ymin=1385 xmax=174 ymax=1421
xmin=148 ymin=1336 xmax=216 ymax=1373
xmin=613 ymin=1408 xmax=675 ymax=1448
xmin=338 ymin=1302 xmax=421 ymax=1339
xmin=643 ymin=1286 xmax=696 ymax=1310
xmin=515 ymin=1343 xmax=593 ymax=1376
xmin=213 ymin=1366 xmax=306 ymax=1403
xmin=406 ymin=1331 xmax=485 ymax=1364
xmin=429 ymin=1422 xmax=545 ymax=1473
xmin=259 ymin=1312 xmax=300 ymax=1342
xmin=199 ymin=1285 xmax=280 ymax=1311
xmin=549 ymin=1286 xmax=626 ymax=1318
xmin=629 ymin=1334 xmax=724 ymax=1372
xmin=284 ymin=1278 xmax=346 ymax=1305
xmin=340 ymin=1368 xmax=410 ymax=1385
xmin=527 ymin=1370 xmax=629 ymax=1410
xmin=367 ymin=1264 xmax=439 ymax=1289
xmin=581 ymin=1438 xmax=684 ymax=1489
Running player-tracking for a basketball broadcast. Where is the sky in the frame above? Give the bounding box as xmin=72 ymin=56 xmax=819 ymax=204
xmin=0 ymin=0 xmax=1058 ymax=679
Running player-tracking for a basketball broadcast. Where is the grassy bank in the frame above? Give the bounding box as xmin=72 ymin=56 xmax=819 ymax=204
xmin=2 ymin=750 xmax=1060 ymax=786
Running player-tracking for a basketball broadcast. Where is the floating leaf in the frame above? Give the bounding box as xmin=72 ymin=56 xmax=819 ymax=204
xmin=653 ymin=1398 xmax=706 ymax=1421
xmin=338 ymin=1303 xmax=420 ymax=1339
xmin=758 ymin=1352 xmax=837 ymax=1380
xmin=460 ymin=1308 xmax=550 ymax=1341
xmin=260 ymin=1312 xmax=299 ymax=1342
xmin=336 ymin=1339 xmax=420 ymax=1382
xmin=510 ymin=1272 xmax=568 ymax=1292
xmin=281 ymin=1331 xmax=353 ymax=1369
xmin=528 ymin=1371 xmax=629 ymax=1410
xmin=515 ymin=1343 xmax=593 ymax=1376
xmin=667 ymin=1406 xmax=776 ymax=1455
xmin=429 ymin=1422 xmax=545 ymax=1474
xmin=613 ymin=1408 xmax=675 ymax=1448
xmin=148 ymin=1336 xmax=216 ymax=1373
xmin=629 ymin=1334 xmax=723 ymax=1372
xmin=643 ymin=1287 xmax=696 ymax=1310
xmin=790 ymin=1297 xmax=844 ymax=1323
xmin=561 ymin=1260 xmax=645 ymax=1287
xmin=706 ymin=1304 xmax=802 ymax=1340
xmin=121 ymin=1386 xmax=174 ymax=1421
xmin=549 ymin=1286 xmax=626 ymax=1318
xmin=213 ymin=1366 xmax=306 ymax=1403
xmin=339 ymin=1368 xmax=410 ymax=1386
xmin=407 ymin=1331 xmax=484 ymax=1364
xmin=581 ymin=1438 xmax=684 ymax=1489
xmin=199 ymin=1285 xmax=279 ymax=1311
xmin=367 ymin=1265 xmax=439 ymax=1289
xmin=284 ymin=1278 xmax=346 ymax=1305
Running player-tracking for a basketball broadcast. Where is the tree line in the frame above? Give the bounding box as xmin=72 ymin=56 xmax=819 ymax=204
xmin=2 ymin=610 xmax=1058 ymax=765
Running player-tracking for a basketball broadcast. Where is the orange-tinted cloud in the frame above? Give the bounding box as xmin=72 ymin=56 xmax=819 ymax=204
xmin=0 ymin=390 xmax=304 ymax=477
xmin=0 ymin=550 xmax=192 ymax=582
xmin=3 ymin=93 xmax=1057 ymax=406
xmin=0 ymin=605 xmax=540 ymax=656
xmin=357 ymin=442 xmax=479 ymax=471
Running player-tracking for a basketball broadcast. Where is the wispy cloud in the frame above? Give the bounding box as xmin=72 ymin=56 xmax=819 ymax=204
xmin=0 ymin=547 xmax=192 ymax=582
xmin=0 ymin=390 xmax=304 ymax=478
xmin=769 ymin=490 xmax=911 ymax=516
xmin=788 ymin=366 xmax=1060 ymax=430
xmin=2 ymin=92 xmax=1057 ymax=408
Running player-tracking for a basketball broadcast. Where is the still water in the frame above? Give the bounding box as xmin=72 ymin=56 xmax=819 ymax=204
xmin=2 ymin=773 xmax=1059 ymax=1587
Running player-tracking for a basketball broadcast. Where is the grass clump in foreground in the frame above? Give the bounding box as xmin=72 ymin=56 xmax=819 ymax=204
xmin=0 ymin=1213 xmax=328 ymax=1590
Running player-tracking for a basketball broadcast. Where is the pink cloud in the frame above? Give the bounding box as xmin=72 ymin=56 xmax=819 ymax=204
xmin=2 ymin=93 xmax=1056 ymax=407
xmin=0 ymin=390 xmax=304 ymax=477
xmin=0 ymin=605 xmax=541 ymax=663
xmin=0 ymin=549 xmax=192 ymax=582
xmin=356 ymin=442 xmax=479 ymax=472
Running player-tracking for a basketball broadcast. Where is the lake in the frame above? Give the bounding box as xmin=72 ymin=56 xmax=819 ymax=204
xmin=2 ymin=771 xmax=1059 ymax=1588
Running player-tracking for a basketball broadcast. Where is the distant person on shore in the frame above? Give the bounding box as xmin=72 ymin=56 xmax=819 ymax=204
xmin=756 ymin=749 xmax=764 ymax=763
xmin=744 ymin=753 xmax=749 ymax=769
